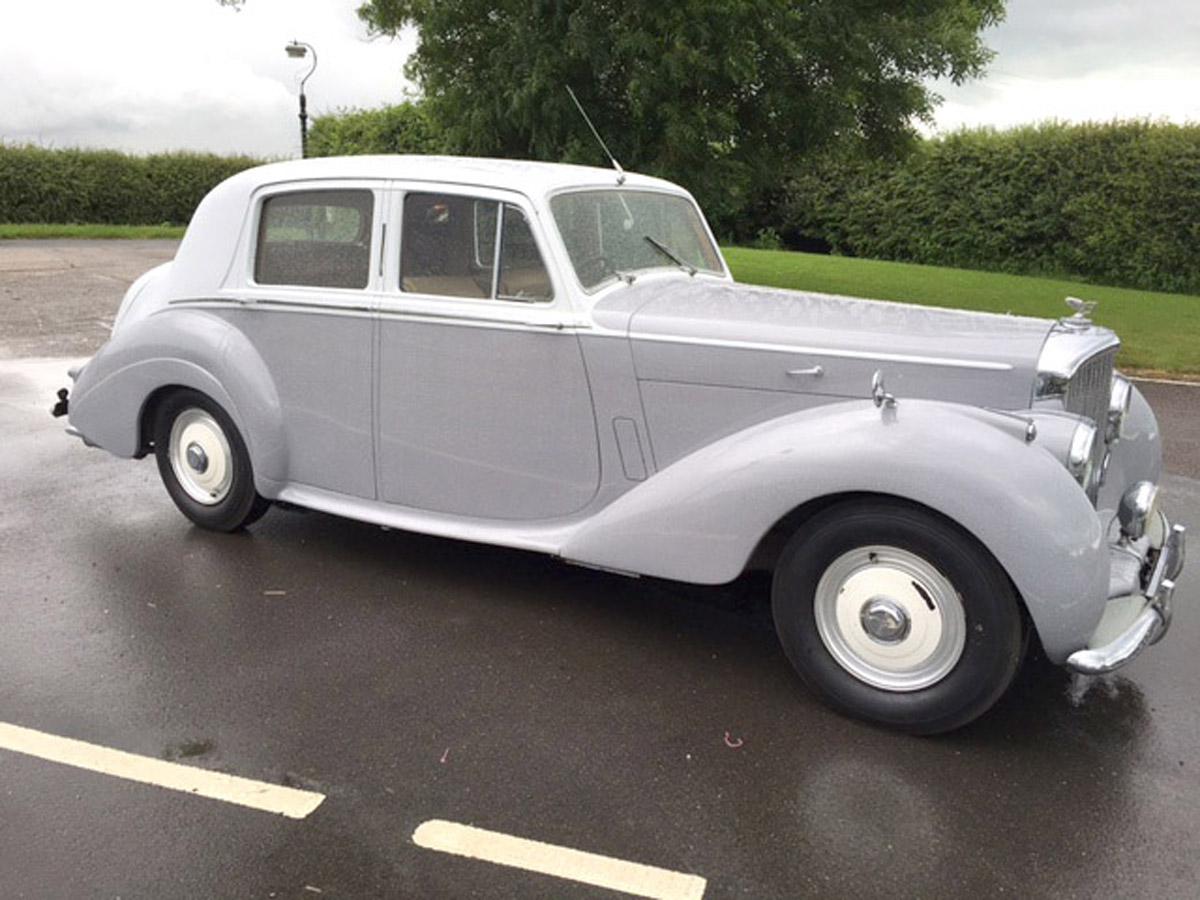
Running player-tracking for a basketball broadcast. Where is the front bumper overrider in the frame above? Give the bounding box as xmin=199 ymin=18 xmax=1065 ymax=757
xmin=1066 ymin=518 xmax=1186 ymax=675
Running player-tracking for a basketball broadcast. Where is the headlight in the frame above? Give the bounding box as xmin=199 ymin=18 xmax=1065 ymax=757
xmin=1035 ymin=371 xmax=1069 ymax=401
xmin=1067 ymin=421 xmax=1098 ymax=488
xmin=1118 ymin=480 xmax=1160 ymax=541
xmin=1107 ymin=374 xmax=1132 ymax=442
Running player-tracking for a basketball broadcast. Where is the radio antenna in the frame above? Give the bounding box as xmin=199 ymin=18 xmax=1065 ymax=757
xmin=565 ymin=85 xmax=625 ymax=185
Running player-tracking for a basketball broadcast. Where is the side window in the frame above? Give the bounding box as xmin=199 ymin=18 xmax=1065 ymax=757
xmin=254 ymin=189 xmax=374 ymax=289
xmin=498 ymin=205 xmax=553 ymax=301
xmin=401 ymin=192 xmax=553 ymax=302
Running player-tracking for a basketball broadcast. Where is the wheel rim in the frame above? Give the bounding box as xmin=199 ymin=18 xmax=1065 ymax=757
xmin=168 ymin=408 xmax=233 ymax=506
xmin=813 ymin=545 xmax=967 ymax=692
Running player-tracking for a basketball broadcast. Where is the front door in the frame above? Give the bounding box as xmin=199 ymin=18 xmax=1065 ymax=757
xmin=375 ymin=187 xmax=600 ymax=520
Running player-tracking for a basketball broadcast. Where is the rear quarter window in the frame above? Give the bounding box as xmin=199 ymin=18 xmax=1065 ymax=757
xmin=254 ymin=189 xmax=374 ymax=289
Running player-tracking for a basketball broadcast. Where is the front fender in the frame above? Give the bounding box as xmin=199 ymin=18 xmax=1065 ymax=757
xmin=561 ymin=399 xmax=1108 ymax=662
xmin=68 ymin=308 xmax=287 ymax=492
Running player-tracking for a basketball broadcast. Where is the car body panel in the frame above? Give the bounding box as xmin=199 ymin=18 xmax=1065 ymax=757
xmin=621 ymin=280 xmax=1049 ymax=406
xmin=62 ymin=154 xmax=1183 ymax=672
xmin=377 ymin=317 xmax=601 ymax=519
xmin=68 ymin=309 xmax=286 ymax=480
xmin=560 ymin=398 xmax=1108 ymax=662
xmin=205 ymin=304 xmax=377 ymax=498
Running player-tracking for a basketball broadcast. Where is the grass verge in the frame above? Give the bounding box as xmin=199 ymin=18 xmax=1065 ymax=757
xmin=0 ymin=223 xmax=186 ymax=240
xmin=724 ymin=247 xmax=1200 ymax=377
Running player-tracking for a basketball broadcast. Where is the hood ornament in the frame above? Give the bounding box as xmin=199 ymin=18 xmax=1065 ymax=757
xmin=871 ymin=370 xmax=897 ymax=409
xmin=1060 ymin=296 xmax=1098 ymax=330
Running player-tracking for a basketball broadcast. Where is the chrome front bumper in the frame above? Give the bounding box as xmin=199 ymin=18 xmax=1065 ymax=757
xmin=1066 ymin=521 xmax=1186 ymax=675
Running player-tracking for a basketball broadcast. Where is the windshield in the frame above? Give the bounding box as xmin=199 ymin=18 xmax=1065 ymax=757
xmin=550 ymin=190 xmax=723 ymax=290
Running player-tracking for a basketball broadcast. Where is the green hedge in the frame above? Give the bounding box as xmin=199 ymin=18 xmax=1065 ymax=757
xmin=782 ymin=122 xmax=1200 ymax=295
xmin=0 ymin=145 xmax=261 ymax=225
xmin=308 ymin=103 xmax=447 ymax=157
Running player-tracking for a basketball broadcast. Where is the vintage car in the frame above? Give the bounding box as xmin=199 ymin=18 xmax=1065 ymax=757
xmin=56 ymin=155 xmax=1186 ymax=733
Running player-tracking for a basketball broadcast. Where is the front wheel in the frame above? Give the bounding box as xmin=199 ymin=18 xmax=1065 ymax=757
xmin=153 ymin=389 xmax=270 ymax=532
xmin=772 ymin=499 xmax=1024 ymax=734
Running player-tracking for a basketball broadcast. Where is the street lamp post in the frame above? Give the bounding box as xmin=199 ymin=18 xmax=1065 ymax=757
xmin=285 ymin=40 xmax=318 ymax=158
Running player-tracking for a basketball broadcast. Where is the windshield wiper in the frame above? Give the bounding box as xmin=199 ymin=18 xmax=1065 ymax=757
xmin=643 ymin=235 xmax=697 ymax=276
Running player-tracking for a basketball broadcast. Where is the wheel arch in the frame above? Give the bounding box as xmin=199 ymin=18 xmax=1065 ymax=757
xmin=748 ymin=491 xmax=1038 ymax=646
xmin=746 ymin=490 xmax=1010 ymax=580
xmin=136 ymin=384 xmax=188 ymax=457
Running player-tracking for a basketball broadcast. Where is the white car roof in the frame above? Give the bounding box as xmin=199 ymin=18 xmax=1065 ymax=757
xmin=218 ymin=154 xmax=682 ymax=195
xmin=167 ymin=155 xmax=689 ymax=298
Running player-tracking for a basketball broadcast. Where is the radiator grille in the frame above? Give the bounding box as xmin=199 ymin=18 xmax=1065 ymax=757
xmin=1063 ymin=349 xmax=1115 ymax=427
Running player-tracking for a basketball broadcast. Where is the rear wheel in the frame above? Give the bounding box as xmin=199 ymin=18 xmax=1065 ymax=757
xmin=152 ymin=389 xmax=270 ymax=532
xmin=772 ymin=498 xmax=1023 ymax=734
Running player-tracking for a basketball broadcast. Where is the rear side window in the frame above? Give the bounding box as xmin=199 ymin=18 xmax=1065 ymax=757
xmin=400 ymin=192 xmax=552 ymax=302
xmin=254 ymin=189 xmax=374 ymax=289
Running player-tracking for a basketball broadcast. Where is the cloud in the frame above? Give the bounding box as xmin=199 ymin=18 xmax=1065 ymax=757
xmin=929 ymin=0 xmax=1200 ymax=132
xmin=0 ymin=0 xmax=416 ymax=157
xmin=986 ymin=0 xmax=1200 ymax=75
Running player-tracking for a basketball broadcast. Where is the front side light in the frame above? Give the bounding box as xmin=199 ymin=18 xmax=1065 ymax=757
xmin=1067 ymin=421 xmax=1098 ymax=488
xmin=1107 ymin=373 xmax=1132 ymax=442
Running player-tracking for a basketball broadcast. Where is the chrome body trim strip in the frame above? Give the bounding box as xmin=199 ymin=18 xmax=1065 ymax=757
xmin=166 ymin=298 xmax=1021 ymax=370
xmin=167 ymin=297 xmax=582 ymax=331
xmin=626 ymin=331 xmax=1015 ymax=372
xmin=169 ymin=297 xmax=376 ymax=316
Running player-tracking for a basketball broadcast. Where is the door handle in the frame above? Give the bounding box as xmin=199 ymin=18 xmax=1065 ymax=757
xmin=786 ymin=365 xmax=824 ymax=378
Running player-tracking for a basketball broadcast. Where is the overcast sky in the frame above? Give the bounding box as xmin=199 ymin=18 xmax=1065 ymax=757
xmin=931 ymin=0 xmax=1200 ymax=131
xmin=0 ymin=0 xmax=415 ymax=158
xmin=2 ymin=0 xmax=1197 ymax=158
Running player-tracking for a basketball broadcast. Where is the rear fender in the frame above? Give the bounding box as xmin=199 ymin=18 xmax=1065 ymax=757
xmin=561 ymin=399 xmax=1108 ymax=662
xmin=68 ymin=309 xmax=287 ymax=492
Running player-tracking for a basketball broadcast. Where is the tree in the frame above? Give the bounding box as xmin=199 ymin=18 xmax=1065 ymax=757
xmin=357 ymin=0 xmax=1004 ymax=234
xmin=308 ymin=102 xmax=447 ymax=157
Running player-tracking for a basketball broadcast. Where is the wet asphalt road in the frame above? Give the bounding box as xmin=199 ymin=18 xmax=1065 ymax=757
xmin=2 ymin=241 xmax=1199 ymax=899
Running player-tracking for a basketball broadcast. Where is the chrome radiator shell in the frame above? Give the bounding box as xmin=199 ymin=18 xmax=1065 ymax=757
xmin=1063 ymin=347 xmax=1117 ymax=428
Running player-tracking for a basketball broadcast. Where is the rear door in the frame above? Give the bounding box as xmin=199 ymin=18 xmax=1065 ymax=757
xmin=231 ymin=181 xmax=382 ymax=498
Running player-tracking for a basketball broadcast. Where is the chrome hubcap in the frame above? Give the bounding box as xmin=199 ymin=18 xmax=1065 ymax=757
xmin=169 ymin=409 xmax=233 ymax=506
xmin=814 ymin=546 xmax=967 ymax=692
xmin=860 ymin=597 xmax=911 ymax=644
xmin=185 ymin=442 xmax=209 ymax=474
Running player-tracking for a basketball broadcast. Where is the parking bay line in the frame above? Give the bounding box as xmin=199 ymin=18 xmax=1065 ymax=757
xmin=413 ymin=819 xmax=707 ymax=900
xmin=0 ymin=722 xmax=324 ymax=819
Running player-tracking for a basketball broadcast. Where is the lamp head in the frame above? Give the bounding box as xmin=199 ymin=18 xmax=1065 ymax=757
xmin=285 ymin=41 xmax=307 ymax=59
